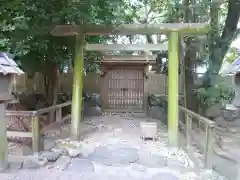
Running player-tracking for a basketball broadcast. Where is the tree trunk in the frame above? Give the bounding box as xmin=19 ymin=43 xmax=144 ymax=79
xmin=202 ymin=1 xmax=221 ymax=86
xmin=184 ymin=40 xmax=198 ymax=112
xmin=203 ymin=0 xmax=240 ymax=86
xmin=67 ymin=58 xmax=73 ymax=74
xmin=182 ymin=0 xmax=199 ymax=112
xmin=43 ymin=59 xmax=59 ymax=123
xmin=219 ymin=0 xmax=240 ymax=62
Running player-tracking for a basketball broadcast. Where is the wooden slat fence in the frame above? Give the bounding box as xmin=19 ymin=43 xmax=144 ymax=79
xmin=149 ymin=94 xmax=216 ymax=169
xmin=15 ymin=73 xmax=176 ymax=96
xmin=5 ymin=101 xmax=71 ymax=153
xmin=179 ymin=106 xmax=215 ymax=169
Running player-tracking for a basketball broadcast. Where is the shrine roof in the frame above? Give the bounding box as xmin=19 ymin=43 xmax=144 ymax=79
xmin=0 ymin=52 xmax=24 ymax=75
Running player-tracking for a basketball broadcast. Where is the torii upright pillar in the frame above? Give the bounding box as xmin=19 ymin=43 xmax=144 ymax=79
xmin=71 ymin=34 xmax=84 ymax=140
xmin=168 ymin=31 xmax=180 ymax=146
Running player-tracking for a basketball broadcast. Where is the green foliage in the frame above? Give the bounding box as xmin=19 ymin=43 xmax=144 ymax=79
xmin=0 ymin=0 xmax=128 ymax=76
xmin=196 ymin=77 xmax=235 ymax=107
xmin=0 ymin=0 xmax=129 ymax=105
xmin=224 ymin=47 xmax=239 ymax=63
xmin=196 ymin=85 xmax=234 ymax=106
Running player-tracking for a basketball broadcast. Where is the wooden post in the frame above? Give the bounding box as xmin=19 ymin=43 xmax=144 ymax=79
xmin=56 ymin=108 xmax=62 ymax=122
xmin=204 ymin=125 xmax=215 ymax=169
xmin=168 ymin=31 xmax=179 ymax=146
xmin=143 ymin=65 xmax=149 ymax=115
xmin=32 ymin=116 xmax=40 ymax=153
xmin=71 ymin=34 xmax=84 ymax=140
xmin=179 ymin=37 xmax=187 ymax=122
xmin=0 ymin=103 xmax=8 ymax=171
xmin=186 ymin=113 xmax=192 ymax=148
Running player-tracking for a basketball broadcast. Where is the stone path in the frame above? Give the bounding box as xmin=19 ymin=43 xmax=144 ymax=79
xmin=1 ymin=114 xmax=225 ymax=179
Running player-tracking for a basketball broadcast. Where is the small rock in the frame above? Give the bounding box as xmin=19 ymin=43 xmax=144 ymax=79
xmin=52 ymin=156 xmax=71 ymax=171
xmin=67 ymin=148 xmax=82 ymax=158
xmin=36 ymin=157 xmax=48 ymax=166
xmin=39 ymin=151 xmax=61 ymax=162
xmin=51 ymin=148 xmax=69 ymax=156
xmin=66 ymin=158 xmax=94 ymax=173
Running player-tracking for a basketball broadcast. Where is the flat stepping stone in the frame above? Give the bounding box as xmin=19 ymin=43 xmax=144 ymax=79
xmin=137 ymin=152 xmax=166 ymax=168
xmin=51 ymin=148 xmax=69 ymax=156
xmin=39 ymin=151 xmax=61 ymax=162
xmin=67 ymin=148 xmax=82 ymax=158
xmin=152 ymin=172 xmax=178 ymax=180
xmin=88 ymin=145 xmax=138 ymax=166
xmin=65 ymin=158 xmax=94 ymax=173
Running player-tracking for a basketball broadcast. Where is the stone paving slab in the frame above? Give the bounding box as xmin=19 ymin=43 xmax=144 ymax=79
xmin=48 ymin=156 xmax=71 ymax=171
xmin=88 ymin=146 xmax=139 ymax=166
xmin=39 ymin=151 xmax=61 ymax=162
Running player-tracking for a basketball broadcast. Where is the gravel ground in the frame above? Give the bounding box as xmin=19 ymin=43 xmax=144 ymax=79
xmin=2 ymin=114 xmax=226 ymax=180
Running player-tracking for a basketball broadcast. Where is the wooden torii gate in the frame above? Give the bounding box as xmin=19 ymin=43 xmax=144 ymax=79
xmin=51 ymin=23 xmax=209 ymax=146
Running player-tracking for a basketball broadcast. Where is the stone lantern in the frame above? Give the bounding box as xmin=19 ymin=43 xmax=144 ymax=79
xmin=0 ymin=52 xmax=24 ymax=171
xmin=232 ymin=72 xmax=240 ymax=107
xmin=219 ymin=56 xmax=240 ymax=107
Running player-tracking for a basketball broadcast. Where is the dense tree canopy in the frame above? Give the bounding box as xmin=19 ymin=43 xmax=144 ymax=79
xmin=1 ymin=0 xmax=240 ymax=112
xmin=1 ymin=0 xmax=125 ymax=105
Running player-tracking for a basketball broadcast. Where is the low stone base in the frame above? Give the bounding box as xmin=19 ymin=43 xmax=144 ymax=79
xmin=214 ymin=105 xmax=240 ymax=127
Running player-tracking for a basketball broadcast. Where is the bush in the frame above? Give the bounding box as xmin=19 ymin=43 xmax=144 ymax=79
xmin=195 ymin=84 xmax=234 ymax=108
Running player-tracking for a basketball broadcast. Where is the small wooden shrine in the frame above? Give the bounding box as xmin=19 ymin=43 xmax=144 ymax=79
xmin=99 ymin=53 xmax=156 ymax=113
